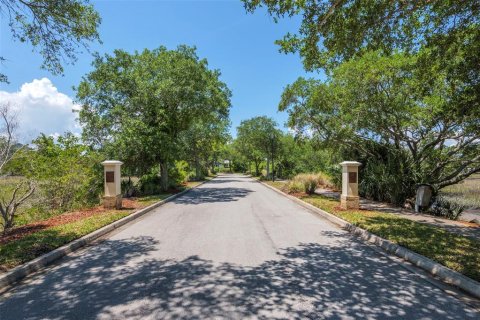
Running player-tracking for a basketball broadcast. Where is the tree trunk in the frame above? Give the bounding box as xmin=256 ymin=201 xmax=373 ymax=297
xmin=266 ymin=158 xmax=270 ymax=179
xmin=160 ymin=161 xmax=169 ymax=191
xmin=272 ymin=153 xmax=275 ymax=182
xmin=254 ymin=160 xmax=260 ymax=176
xmin=195 ymin=157 xmax=201 ymax=180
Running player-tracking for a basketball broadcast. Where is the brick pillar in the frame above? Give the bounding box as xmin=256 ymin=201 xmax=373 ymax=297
xmin=101 ymin=160 xmax=123 ymax=209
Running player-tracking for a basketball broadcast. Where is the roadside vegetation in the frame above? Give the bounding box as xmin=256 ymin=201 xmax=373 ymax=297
xmin=441 ymin=175 xmax=480 ymax=210
xmin=262 ymin=180 xmax=480 ymax=282
xmin=230 ymin=1 xmax=480 ymax=219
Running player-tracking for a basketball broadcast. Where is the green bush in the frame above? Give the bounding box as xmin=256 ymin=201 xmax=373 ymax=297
xmin=169 ymin=161 xmax=190 ymax=186
xmin=16 ymin=133 xmax=103 ymax=212
xmin=429 ymin=196 xmax=465 ymax=220
xmin=289 ymin=172 xmax=333 ymax=195
xmin=138 ymin=172 xmax=162 ymax=195
xmin=121 ymin=178 xmax=139 ymax=197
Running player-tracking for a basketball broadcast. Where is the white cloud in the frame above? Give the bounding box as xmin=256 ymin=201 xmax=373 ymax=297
xmin=0 ymin=78 xmax=80 ymax=142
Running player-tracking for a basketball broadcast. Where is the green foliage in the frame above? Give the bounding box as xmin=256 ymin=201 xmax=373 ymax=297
xmin=429 ymin=196 xmax=465 ymax=221
xmin=138 ymin=171 xmax=162 ymax=196
xmin=288 ymin=172 xmax=333 ymax=195
xmin=19 ymin=133 xmax=103 ymax=212
xmin=0 ymin=210 xmax=131 ymax=270
xmin=179 ymin=118 xmax=230 ymax=180
xmin=121 ymin=178 xmax=139 ymax=198
xmin=169 ymin=161 xmax=190 ymax=186
xmin=77 ymin=45 xmax=231 ymax=191
xmin=280 ymin=51 xmax=480 ymax=204
xmin=243 ymin=1 xmax=479 ymax=88
xmin=235 ymin=116 xmax=282 ymax=179
xmin=1 ymin=0 xmax=101 ymax=82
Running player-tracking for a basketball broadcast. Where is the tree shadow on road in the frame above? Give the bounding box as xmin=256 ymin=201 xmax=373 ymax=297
xmin=173 ymin=187 xmax=253 ymax=205
xmin=0 ymin=233 xmax=476 ymax=319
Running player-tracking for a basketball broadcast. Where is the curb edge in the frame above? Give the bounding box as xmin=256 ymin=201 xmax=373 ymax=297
xmin=0 ymin=179 xmax=211 ymax=293
xmin=256 ymin=178 xmax=480 ymax=299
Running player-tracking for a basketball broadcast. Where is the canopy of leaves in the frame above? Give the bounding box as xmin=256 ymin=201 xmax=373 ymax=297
xmin=280 ymin=51 xmax=480 ymax=200
xmin=76 ymin=45 xmax=231 ymax=188
xmin=0 ymin=0 xmax=101 ymax=82
xmin=243 ymin=0 xmax=479 ymax=69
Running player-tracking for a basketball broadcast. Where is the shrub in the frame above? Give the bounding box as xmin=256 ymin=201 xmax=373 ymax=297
xmin=429 ymin=196 xmax=465 ymax=220
xmin=138 ymin=172 xmax=162 ymax=195
xmin=121 ymin=178 xmax=139 ymax=198
xmin=169 ymin=160 xmax=190 ymax=186
xmin=286 ymin=180 xmax=304 ymax=193
xmin=21 ymin=134 xmax=103 ymax=212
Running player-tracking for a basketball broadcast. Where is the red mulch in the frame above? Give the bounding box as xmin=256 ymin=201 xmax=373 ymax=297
xmin=0 ymin=198 xmax=143 ymax=245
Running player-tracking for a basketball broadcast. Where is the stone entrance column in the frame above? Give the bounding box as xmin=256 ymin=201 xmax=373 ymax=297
xmin=340 ymin=161 xmax=361 ymax=210
xmin=102 ymin=160 xmax=123 ymax=209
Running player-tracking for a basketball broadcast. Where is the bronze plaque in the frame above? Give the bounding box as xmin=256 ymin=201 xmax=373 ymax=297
xmin=106 ymin=171 xmax=115 ymax=183
xmin=348 ymin=172 xmax=357 ymax=183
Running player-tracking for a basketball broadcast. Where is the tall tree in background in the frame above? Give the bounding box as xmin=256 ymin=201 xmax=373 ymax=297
xmin=76 ymin=46 xmax=231 ymax=191
xmin=0 ymin=0 xmax=101 ymax=82
xmin=179 ymin=116 xmax=230 ymax=180
xmin=236 ymin=116 xmax=281 ymax=180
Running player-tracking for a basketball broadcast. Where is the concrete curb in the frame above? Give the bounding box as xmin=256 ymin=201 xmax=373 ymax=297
xmin=0 ymin=179 xmax=211 ymax=293
xmin=256 ymin=178 xmax=480 ymax=299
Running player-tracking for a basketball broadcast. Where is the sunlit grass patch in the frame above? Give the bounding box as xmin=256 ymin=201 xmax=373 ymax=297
xmin=301 ymin=194 xmax=480 ymax=282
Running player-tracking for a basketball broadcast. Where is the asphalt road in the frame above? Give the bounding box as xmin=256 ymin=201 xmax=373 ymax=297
xmin=0 ymin=174 xmax=478 ymax=319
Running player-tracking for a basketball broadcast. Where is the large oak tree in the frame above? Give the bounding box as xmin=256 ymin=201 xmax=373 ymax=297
xmin=76 ymin=45 xmax=231 ymax=190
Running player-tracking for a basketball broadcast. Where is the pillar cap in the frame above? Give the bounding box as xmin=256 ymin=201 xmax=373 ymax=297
xmin=101 ymin=160 xmax=123 ymax=166
xmin=339 ymin=161 xmax=361 ymax=167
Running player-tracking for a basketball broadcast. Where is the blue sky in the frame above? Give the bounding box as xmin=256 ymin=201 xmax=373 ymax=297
xmin=0 ymin=0 xmax=318 ymax=139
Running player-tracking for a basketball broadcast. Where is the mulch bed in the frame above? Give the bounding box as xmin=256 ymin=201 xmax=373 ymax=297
xmin=0 ymin=199 xmax=143 ymax=246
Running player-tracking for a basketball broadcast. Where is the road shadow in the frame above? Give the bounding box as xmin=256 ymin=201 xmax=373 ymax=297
xmin=0 ymin=234 xmax=477 ymax=319
xmin=173 ymin=187 xmax=253 ymax=205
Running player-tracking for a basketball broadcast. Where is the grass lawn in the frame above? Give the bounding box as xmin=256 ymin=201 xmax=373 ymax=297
xmin=0 ymin=210 xmax=131 ymax=271
xmin=263 ymin=181 xmax=480 ymax=282
xmin=0 ymin=180 xmax=208 ymax=272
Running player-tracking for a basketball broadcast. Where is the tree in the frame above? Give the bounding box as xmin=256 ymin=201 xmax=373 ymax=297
xmin=280 ymin=51 xmax=480 ymax=204
xmin=0 ymin=0 xmax=101 ymax=82
xmin=0 ymin=103 xmax=34 ymax=233
xmin=244 ymin=1 xmax=480 ymax=114
xmin=24 ymin=133 xmax=102 ymax=211
xmin=235 ymin=116 xmax=281 ymax=180
xmin=179 ymin=117 xmax=230 ymax=180
xmin=76 ymin=46 xmax=231 ymax=191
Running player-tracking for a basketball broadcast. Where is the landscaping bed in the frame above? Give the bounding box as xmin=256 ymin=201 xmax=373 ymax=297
xmin=0 ymin=192 xmax=180 ymax=272
xmin=263 ymin=180 xmax=480 ymax=283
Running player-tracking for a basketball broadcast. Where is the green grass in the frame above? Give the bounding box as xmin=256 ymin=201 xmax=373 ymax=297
xmin=441 ymin=174 xmax=480 ymax=209
xmin=0 ymin=180 xmax=210 ymax=272
xmin=136 ymin=193 xmax=175 ymax=206
xmin=0 ymin=192 xmax=180 ymax=271
xmin=300 ymin=194 xmax=480 ymax=282
xmin=0 ymin=210 xmax=131 ymax=270
xmin=263 ymin=180 xmax=287 ymax=190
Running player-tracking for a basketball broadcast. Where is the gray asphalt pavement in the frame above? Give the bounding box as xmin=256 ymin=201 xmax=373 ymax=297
xmin=0 ymin=174 xmax=478 ymax=319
